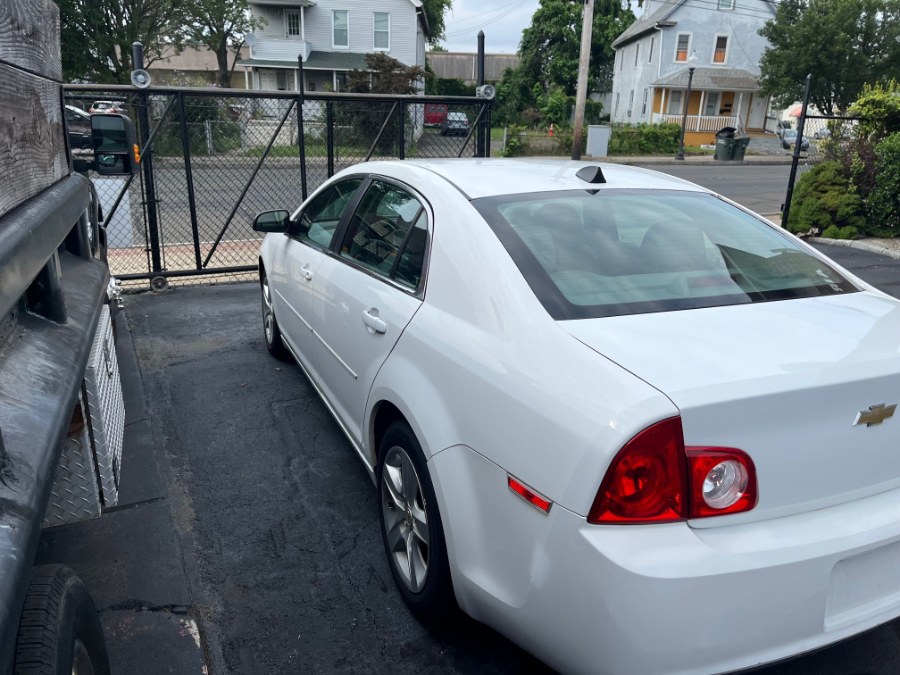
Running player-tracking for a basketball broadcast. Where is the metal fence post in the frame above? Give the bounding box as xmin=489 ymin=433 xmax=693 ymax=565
xmin=398 ymin=101 xmax=406 ymax=160
xmin=177 ymin=92 xmax=203 ymax=270
xmin=782 ymin=73 xmax=812 ymax=231
xmin=477 ymin=31 xmax=486 ymax=158
xmin=326 ymin=101 xmax=335 ymax=178
xmin=297 ymin=55 xmax=308 ymax=201
xmin=133 ymin=42 xmax=163 ymax=273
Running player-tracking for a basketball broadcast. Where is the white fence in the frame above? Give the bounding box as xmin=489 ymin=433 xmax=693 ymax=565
xmin=653 ymin=114 xmax=740 ymax=132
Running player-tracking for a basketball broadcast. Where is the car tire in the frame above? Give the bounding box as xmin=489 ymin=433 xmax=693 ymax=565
xmin=14 ymin=565 xmax=111 ymax=675
xmin=261 ymin=271 xmax=289 ymax=361
xmin=377 ymin=421 xmax=455 ymax=620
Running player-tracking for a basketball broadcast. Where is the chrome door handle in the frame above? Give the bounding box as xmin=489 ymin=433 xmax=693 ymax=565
xmin=362 ymin=308 xmax=387 ymax=334
xmin=301 ymin=263 xmax=313 ymax=281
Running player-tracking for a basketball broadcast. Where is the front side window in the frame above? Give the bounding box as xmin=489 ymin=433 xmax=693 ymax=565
xmin=374 ymin=12 xmax=390 ymax=50
xmin=333 ymin=10 xmax=349 ymax=48
xmin=675 ymin=34 xmax=690 ymax=62
xmin=286 ymin=10 xmax=300 ymax=37
xmin=713 ymin=36 xmax=728 ymax=64
xmin=293 ymin=178 xmax=363 ymax=248
xmin=473 ymin=190 xmax=857 ymax=320
xmin=340 ymin=181 xmax=428 ymax=289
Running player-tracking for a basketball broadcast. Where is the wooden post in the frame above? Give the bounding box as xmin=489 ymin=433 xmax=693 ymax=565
xmin=571 ymin=0 xmax=595 ymax=160
xmin=0 ymin=0 xmax=66 ymax=217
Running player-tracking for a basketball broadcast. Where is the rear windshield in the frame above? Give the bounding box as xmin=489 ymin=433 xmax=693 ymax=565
xmin=473 ymin=190 xmax=858 ymax=319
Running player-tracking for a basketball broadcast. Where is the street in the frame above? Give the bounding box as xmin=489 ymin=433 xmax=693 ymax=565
xmin=34 ymin=234 xmax=900 ymax=674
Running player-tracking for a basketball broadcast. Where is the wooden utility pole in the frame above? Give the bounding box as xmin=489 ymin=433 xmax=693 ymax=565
xmin=571 ymin=0 xmax=595 ymax=160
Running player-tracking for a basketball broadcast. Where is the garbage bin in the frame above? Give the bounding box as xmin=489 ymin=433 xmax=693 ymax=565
xmin=714 ymin=137 xmax=737 ymax=161
xmin=732 ymin=136 xmax=751 ymax=161
xmin=586 ymin=125 xmax=611 ymax=157
xmin=714 ymin=127 xmax=738 ymax=161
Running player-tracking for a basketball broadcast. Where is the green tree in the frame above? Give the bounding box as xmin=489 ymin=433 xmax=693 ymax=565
xmin=59 ymin=0 xmax=185 ymax=83
xmin=184 ymin=0 xmax=263 ymax=88
xmin=422 ymin=0 xmax=453 ymax=47
xmin=758 ymin=0 xmax=900 ymax=115
xmin=518 ymin=0 xmax=635 ymax=97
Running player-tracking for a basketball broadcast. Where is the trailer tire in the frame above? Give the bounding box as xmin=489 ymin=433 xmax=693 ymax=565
xmin=14 ymin=565 xmax=110 ymax=675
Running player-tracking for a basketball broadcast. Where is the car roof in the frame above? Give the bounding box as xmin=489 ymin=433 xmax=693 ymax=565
xmin=359 ymin=158 xmax=708 ymax=200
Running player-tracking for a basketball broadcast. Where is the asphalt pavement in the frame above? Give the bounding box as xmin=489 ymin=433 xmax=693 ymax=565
xmin=35 ymin=177 xmax=900 ymax=674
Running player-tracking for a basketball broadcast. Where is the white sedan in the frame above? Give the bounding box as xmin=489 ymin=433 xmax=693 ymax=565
xmin=254 ymin=159 xmax=900 ymax=675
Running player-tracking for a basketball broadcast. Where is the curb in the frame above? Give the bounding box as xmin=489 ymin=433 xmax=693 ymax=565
xmin=809 ymin=237 xmax=900 ymax=260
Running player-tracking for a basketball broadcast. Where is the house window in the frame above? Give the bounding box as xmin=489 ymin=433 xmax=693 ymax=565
xmin=333 ymin=10 xmax=349 ymax=48
xmin=634 ymin=43 xmax=640 ymax=67
xmin=628 ymin=90 xmax=634 ymax=117
xmin=713 ymin=36 xmax=728 ymax=64
xmin=642 ymin=89 xmax=648 ymax=116
xmin=615 ymin=92 xmax=620 ymax=116
xmin=718 ymin=0 xmax=736 ymax=9
xmin=286 ymin=10 xmax=300 ymax=37
xmin=704 ymin=92 xmax=720 ymax=116
xmin=667 ymin=90 xmax=683 ymax=115
xmin=675 ymin=34 xmax=691 ymax=62
xmin=374 ymin=12 xmax=390 ymax=50
xmin=648 ymin=37 xmax=654 ymax=63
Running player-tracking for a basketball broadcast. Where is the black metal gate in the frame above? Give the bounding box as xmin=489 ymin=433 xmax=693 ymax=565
xmin=64 ymin=85 xmax=493 ymax=287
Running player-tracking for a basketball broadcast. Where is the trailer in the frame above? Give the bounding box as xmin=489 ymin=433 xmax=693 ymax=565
xmin=0 ymin=1 xmax=139 ymax=671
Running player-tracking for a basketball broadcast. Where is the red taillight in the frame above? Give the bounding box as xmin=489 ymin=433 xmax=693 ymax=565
xmin=588 ymin=417 xmax=688 ymax=524
xmin=588 ymin=417 xmax=757 ymax=524
xmin=687 ymin=447 xmax=757 ymax=518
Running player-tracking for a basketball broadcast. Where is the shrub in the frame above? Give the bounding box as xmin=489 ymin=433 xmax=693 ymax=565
xmin=848 ymin=80 xmax=900 ymax=143
xmin=866 ymin=132 xmax=900 ymax=236
xmin=821 ymin=225 xmax=859 ymax=239
xmin=608 ymin=123 xmax=680 ymax=155
xmin=788 ymin=161 xmax=865 ymax=235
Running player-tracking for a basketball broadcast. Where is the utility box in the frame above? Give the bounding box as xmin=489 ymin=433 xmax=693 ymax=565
xmin=587 ymin=125 xmax=611 ymax=157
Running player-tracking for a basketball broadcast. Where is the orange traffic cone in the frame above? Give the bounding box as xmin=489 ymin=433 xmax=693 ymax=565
xmin=549 ymin=123 xmax=555 ymax=137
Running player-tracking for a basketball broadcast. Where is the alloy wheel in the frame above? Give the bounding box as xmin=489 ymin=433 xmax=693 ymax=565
xmin=380 ymin=445 xmax=430 ymax=592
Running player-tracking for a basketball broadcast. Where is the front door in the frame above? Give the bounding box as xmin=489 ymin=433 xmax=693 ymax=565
xmin=307 ymin=179 xmax=429 ymax=445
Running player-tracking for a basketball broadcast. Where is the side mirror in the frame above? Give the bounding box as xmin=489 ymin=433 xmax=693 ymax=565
xmin=253 ymin=210 xmax=290 ymax=233
xmin=91 ymin=113 xmax=140 ymax=176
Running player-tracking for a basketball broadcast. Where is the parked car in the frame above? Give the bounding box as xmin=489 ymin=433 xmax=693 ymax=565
xmin=781 ymin=127 xmax=809 ymax=150
xmin=64 ymin=104 xmax=92 ymax=149
xmin=88 ymin=100 xmax=125 ymax=115
xmin=424 ymin=103 xmax=448 ymax=127
xmin=253 ymin=158 xmax=900 ymax=675
xmin=440 ymin=111 xmax=469 ymax=136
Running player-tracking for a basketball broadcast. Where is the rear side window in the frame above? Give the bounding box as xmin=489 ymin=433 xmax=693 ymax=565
xmin=473 ymin=190 xmax=857 ymax=319
xmin=339 ymin=180 xmax=427 ymax=290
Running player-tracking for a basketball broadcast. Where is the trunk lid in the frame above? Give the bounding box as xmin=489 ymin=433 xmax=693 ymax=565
xmin=563 ymin=291 xmax=900 ymax=525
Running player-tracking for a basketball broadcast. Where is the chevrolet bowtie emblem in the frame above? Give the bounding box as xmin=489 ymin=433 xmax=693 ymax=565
xmin=854 ymin=403 xmax=897 ymax=427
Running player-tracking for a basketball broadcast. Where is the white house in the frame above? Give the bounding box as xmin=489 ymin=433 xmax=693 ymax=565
xmin=609 ymin=0 xmax=775 ymax=143
xmin=238 ymin=0 xmax=430 ymax=93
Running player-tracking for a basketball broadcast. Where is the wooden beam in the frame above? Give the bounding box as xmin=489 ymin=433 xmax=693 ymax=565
xmin=0 ymin=62 xmax=66 ymax=218
xmin=0 ymin=0 xmax=62 ymax=81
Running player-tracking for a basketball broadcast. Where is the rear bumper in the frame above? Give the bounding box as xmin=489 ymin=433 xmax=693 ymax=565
xmin=432 ymin=445 xmax=900 ymax=675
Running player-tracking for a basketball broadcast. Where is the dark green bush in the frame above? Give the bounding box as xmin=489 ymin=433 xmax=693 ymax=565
xmin=821 ymin=224 xmax=859 ymax=239
xmin=608 ymin=123 xmax=680 ymax=155
xmin=866 ymin=132 xmax=900 ymax=237
xmin=788 ymin=161 xmax=865 ymax=235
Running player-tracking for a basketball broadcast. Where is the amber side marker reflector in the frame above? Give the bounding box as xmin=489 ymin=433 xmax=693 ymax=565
xmin=133 ymin=145 xmax=141 ymax=164
xmin=508 ymin=475 xmax=552 ymax=513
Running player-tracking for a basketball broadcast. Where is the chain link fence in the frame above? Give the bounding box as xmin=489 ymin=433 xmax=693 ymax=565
xmin=64 ymin=86 xmax=491 ymax=288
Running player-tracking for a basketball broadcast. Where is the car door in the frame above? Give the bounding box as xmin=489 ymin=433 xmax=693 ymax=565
xmin=269 ymin=178 xmax=363 ymax=368
xmin=306 ymin=178 xmax=429 ymax=445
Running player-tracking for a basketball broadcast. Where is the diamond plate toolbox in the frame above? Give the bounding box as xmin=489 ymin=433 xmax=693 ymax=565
xmin=43 ymin=396 xmax=102 ymax=527
xmin=84 ymin=304 xmax=125 ymax=508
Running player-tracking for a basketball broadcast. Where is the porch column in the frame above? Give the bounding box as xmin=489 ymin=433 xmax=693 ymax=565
xmin=301 ymin=7 xmax=306 ymax=40
xmin=294 ymin=68 xmax=299 ymax=91
xmin=660 ymin=88 xmax=667 ymax=119
xmin=244 ymin=68 xmax=250 ymax=90
xmin=736 ymin=91 xmax=744 ymax=129
xmin=698 ymin=90 xmax=706 ymax=131
xmin=333 ymin=71 xmax=338 ymax=92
